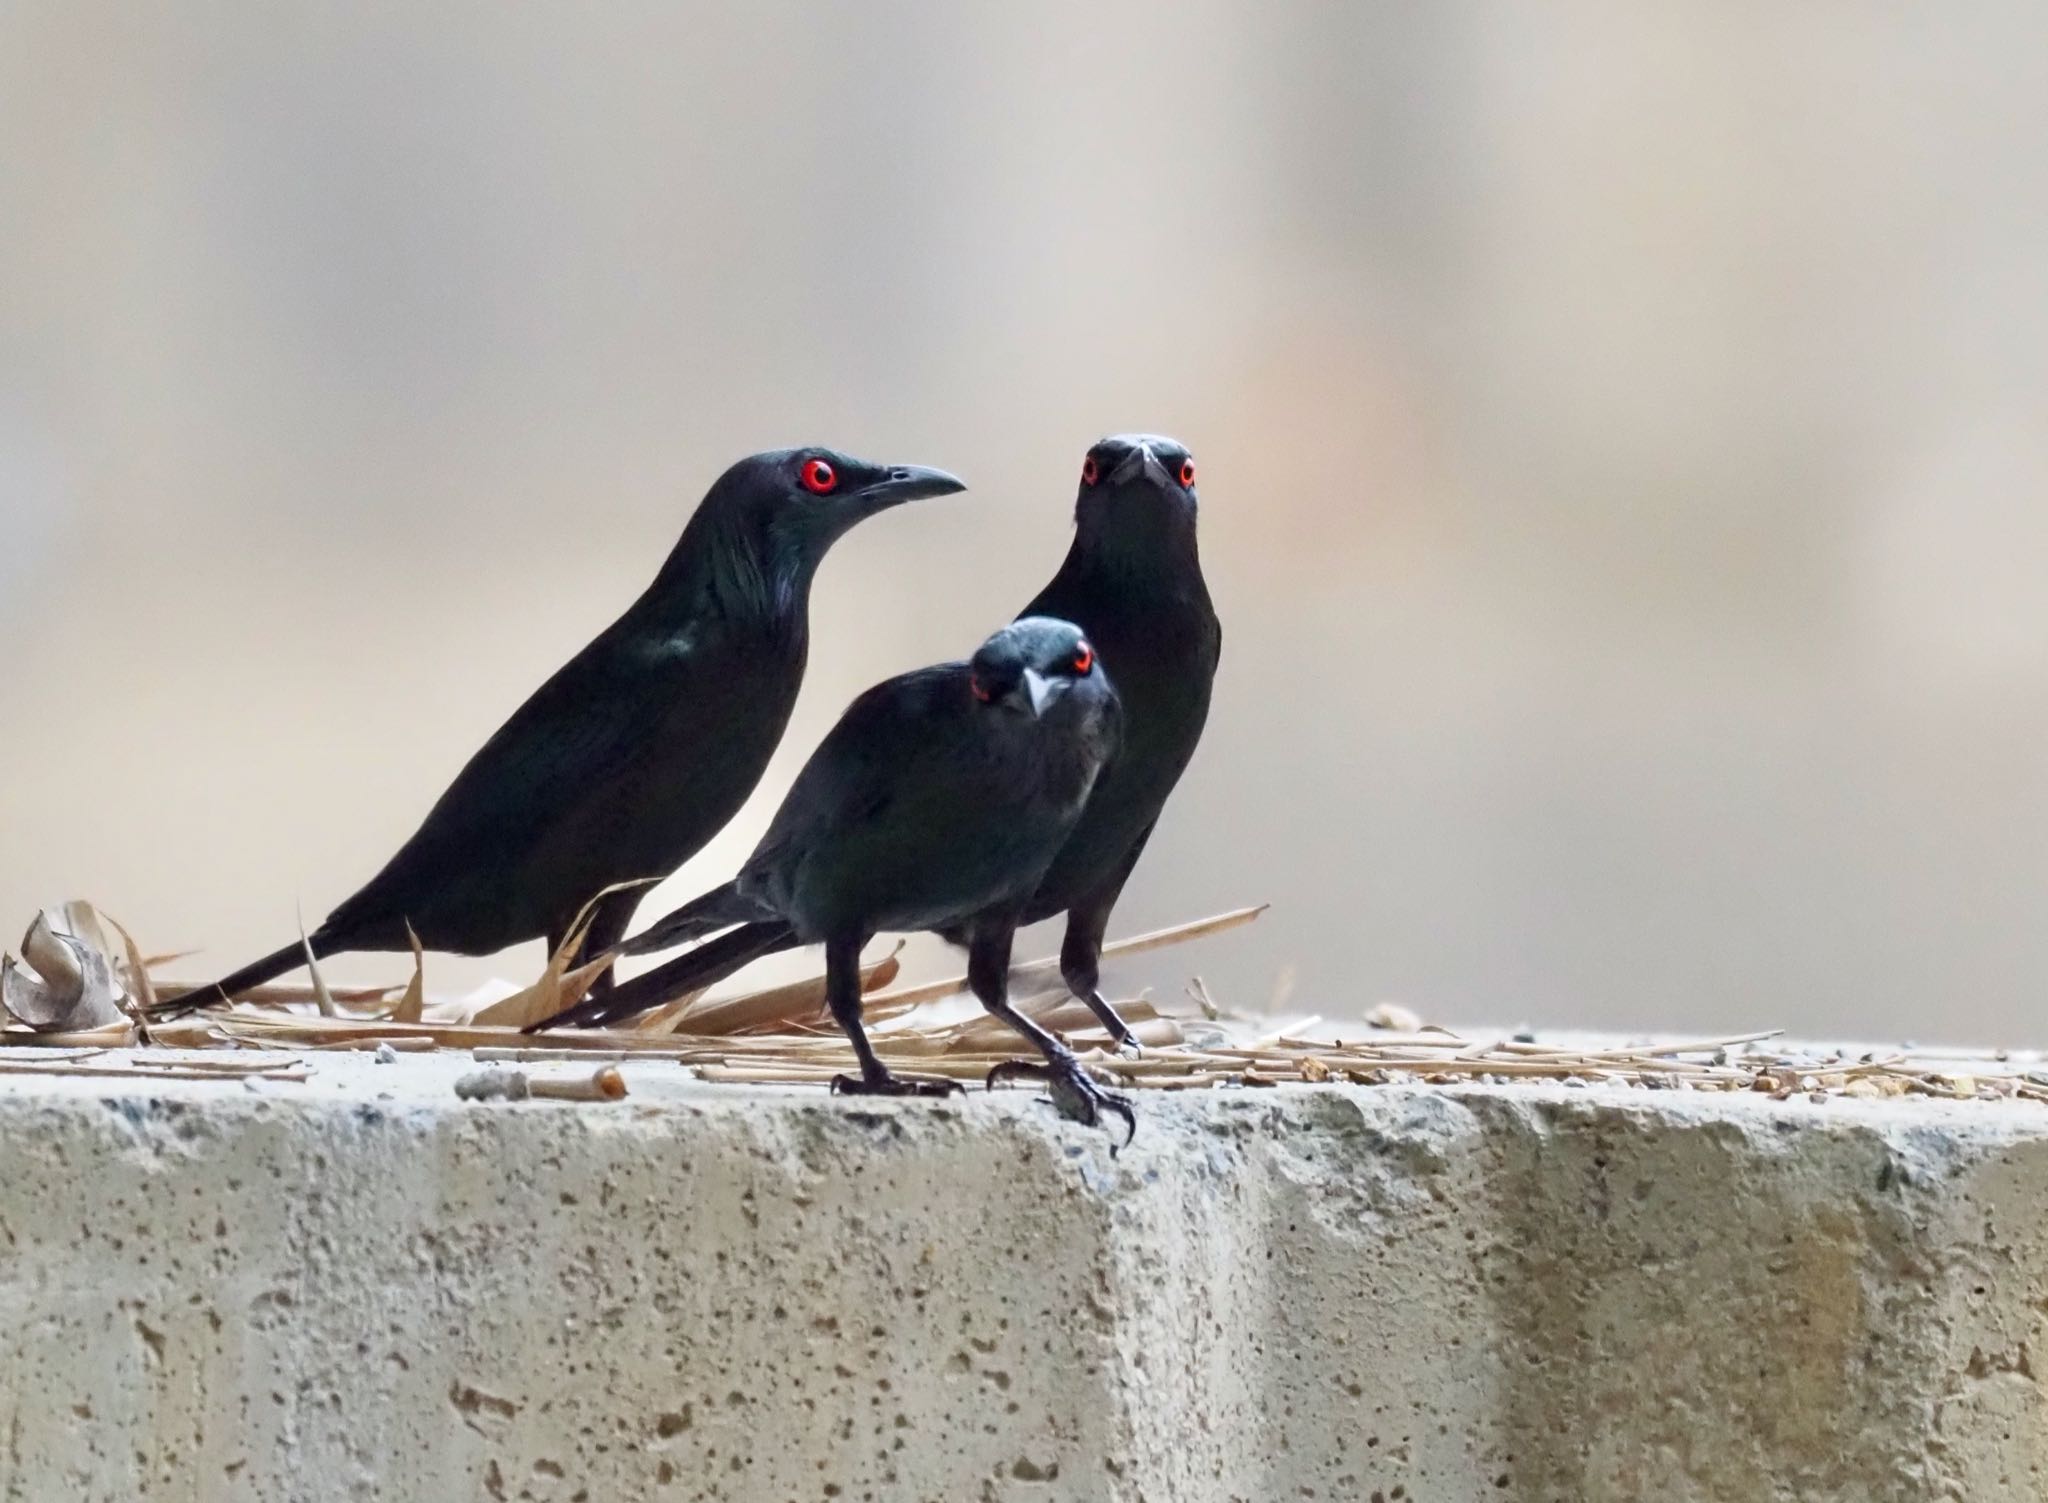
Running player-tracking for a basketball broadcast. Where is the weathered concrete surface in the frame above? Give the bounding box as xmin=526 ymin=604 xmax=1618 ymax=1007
xmin=1 ymin=1052 xmax=2044 ymax=1502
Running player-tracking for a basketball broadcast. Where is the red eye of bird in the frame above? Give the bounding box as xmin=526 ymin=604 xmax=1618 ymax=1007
xmin=1081 ymin=455 xmax=1100 ymax=486
xmin=1177 ymin=457 xmax=1197 ymax=487
xmin=1072 ymin=643 xmax=1094 ymax=675
xmin=800 ymin=458 xmax=838 ymax=495
xmin=969 ymin=674 xmax=991 ymax=702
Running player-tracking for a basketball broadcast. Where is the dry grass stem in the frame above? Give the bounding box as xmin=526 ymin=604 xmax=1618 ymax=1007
xmin=7 ymin=898 xmax=2040 ymax=1111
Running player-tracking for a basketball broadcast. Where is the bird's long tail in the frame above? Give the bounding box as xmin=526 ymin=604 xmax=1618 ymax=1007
xmin=148 ymin=937 xmax=327 ymax=1018
xmin=618 ymin=881 xmax=759 ymax=957
xmin=531 ymin=920 xmax=800 ymax=1032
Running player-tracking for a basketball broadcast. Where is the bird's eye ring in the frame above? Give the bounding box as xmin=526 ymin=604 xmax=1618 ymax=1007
xmin=800 ymin=458 xmax=838 ymax=495
xmin=969 ymin=674 xmax=992 ymax=703
xmin=1072 ymin=643 xmax=1094 ymax=675
xmin=1177 ymin=457 xmax=1197 ymax=488
xmin=1081 ymin=455 xmax=1100 ymax=486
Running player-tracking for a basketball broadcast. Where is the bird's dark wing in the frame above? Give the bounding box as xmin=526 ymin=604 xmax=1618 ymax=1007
xmin=738 ymin=664 xmax=1084 ymax=938
xmin=325 ymin=621 xmax=768 ymax=946
xmin=738 ymin=665 xmax=962 ymax=895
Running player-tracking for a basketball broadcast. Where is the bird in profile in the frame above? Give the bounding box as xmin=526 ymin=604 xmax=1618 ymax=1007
xmin=570 ymin=434 xmax=1219 ymax=1051
xmin=543 ymin=617 xmax=1134 ymax=1141
xmin=155 ymin=448 xmax=965 ymax=1014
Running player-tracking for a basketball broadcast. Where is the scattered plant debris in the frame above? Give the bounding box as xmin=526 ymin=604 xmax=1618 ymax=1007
xmin=1 ymin=900 xmax=2042 ymax=1108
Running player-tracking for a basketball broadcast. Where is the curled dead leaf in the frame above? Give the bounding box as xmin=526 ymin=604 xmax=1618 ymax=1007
xmin=3 ymin=908 xmax=123 ymax=1031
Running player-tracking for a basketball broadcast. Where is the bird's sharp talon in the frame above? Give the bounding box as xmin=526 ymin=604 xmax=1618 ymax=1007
xmin=984 ymin=1060 xmax=1048 ymax=1093
xmin=1106 ymin=1098 xmax=1137 ymax=1154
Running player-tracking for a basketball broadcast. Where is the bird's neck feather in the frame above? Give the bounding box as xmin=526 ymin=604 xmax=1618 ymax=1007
xmin=644 ymin=507 xmax=816 ymax=641
xmin=1060 ymin=506 xmax=1207 ymax=605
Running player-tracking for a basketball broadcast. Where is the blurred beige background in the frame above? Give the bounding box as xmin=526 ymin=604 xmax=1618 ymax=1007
xmin=3 ymin=4 xmax=2046 ymax=1039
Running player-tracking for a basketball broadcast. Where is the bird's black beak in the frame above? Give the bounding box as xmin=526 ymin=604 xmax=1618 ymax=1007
xmin=1107 ymin=443 xmax=1172 ymax=489
xmin=856 ymin=463 xmax=968 ymax=511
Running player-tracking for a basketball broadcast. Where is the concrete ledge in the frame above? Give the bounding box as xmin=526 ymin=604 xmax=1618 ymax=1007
xmin=1 ymin=1052 xmax=2043 ymax=1501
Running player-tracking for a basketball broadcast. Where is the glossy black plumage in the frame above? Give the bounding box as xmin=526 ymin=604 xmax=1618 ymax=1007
xmin=579 ymin=435 xmax=1219 ymax=1047
xmin=157 ymin=448 xmax=963 ymax=1012
xmin=543 ymin=618 xmax=1132 ymax=1136
xmin=1000 ymin=433 xmax=1221 ymax=1042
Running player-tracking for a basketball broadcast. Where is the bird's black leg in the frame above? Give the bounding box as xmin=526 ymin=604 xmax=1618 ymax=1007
xmin=568 ymin=887 xmax=645 ymax=997
xmin=1054 ymin=826 xmax=1155 ymax=1055
xmin=975 ymin=926 xmax=1135 ymax=1149
xmin=824 ymin=935 xmax=961 ymax=1099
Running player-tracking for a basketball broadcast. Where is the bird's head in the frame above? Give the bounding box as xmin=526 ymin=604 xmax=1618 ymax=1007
xmin=968 ymin=616 xmax=1116 ymax=728
xmin=693 ymin=447 xmax=966 ymax=581
xmin=1073 ymin=433 xmax=1198 ymax=545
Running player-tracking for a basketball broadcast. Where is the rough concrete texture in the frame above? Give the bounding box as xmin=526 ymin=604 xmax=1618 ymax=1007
xmin=0 ymin=1051 xmax=2044 ymax=1502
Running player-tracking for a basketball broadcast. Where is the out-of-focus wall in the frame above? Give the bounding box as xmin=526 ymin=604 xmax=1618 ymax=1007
xmin=3 ymin=4 xmax=2045 ymax=1037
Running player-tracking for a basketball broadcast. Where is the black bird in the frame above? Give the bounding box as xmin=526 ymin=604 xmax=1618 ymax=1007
xmin=157 ymin=448 xmax=965 ymax=1012
xmin=544 ymin=618 xmax=1134 ymax=1139
xmin=563 ymin=435 xmax=1219 ymax=1046
xmin=990 ymin=434 xmax=1220 ymax=1043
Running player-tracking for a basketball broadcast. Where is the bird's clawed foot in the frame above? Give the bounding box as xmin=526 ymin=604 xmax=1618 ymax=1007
xmin=985 ymin=1057 xmax=1137 ymax=1151
xmin=830 ymin=1069 xmax=963 ymax=1099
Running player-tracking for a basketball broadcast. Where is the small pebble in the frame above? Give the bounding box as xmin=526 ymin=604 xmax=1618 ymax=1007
xmin=1512 ymin=1028 xmax=1537 ymax=1044
xmin=1561 ymin=1075 xmax=1587 ymax=1088
xmin=374 ymin=1043 xmax=399 ymax=1065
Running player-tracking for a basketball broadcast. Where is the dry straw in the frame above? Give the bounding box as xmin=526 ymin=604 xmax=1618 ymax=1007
xmin=2 ymin=901 xmax=2041 ymax=1105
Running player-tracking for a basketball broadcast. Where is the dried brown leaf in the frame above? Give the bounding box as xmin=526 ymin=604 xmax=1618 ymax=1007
xmin=101 ymin=913 xmax=159 ymax=1016
xmin=471 ymin=952 xmax=615 ymax=1031
xmin=665 ymin=945 xmax=904 ymax=1038
xmin=296 ymin=907 xmax=338 ymax=1018
xmin=471 ymin=880 xmax=657 ymax=1029
xmin=390 ymin=922 xmax=427 ymax=1024
xmin=629 ymin=988 xmax=710 ymax=1034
